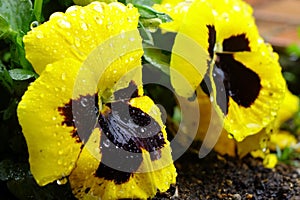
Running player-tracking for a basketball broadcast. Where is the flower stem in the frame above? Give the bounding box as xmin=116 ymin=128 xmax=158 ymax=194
xmin=33 ymin=0 xmax=43 ymax=22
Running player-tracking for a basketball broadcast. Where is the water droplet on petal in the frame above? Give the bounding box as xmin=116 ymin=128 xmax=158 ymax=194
xmin=80 ymin=98 xmax=88 ymax=107
xmin=74 ymin=37 xmax=81 ymax=47
xmin=95 ymin=17 xmax=103 ymax=25
xmin=57 ymin=19 xmax=71 ymax=29
xmin=66 ymin=6 xmax=78 ymax=13
xmin=61 ymin=72 xmax=66 ymax=81
xmin=57 ymin=159 xmax=63 ymax=165
xmin=92 ymin=3 xmax=104 ymax=13
xmin=30 ymin=21 xmax=39 ymax=29
xmin=58 ymin=150 xmax=63 ymax=155
xmin=57 ymin=177 xmax=68 ymax=185
xmin=35 ymin=31 xmax=44 ymax=39
xmin=81 ymin=22 xmax=88 ymax=31
xmin=103 ymin=139 xmax=111 ymax=147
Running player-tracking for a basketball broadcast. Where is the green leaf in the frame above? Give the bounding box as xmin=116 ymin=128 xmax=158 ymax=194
xmin=0 ymin=0 xmax=34 ymax=37
xmin=286 ymin=44 xmax=300 ymax=57
xmin=0 ymin=63 xmax=13 ymax=94
xmin=8 ymin=68 xmax=37 ymax=81
xmin=0 ymin=15 xmax=9 ymax=39
xmin=126 ymin=0 xmax=161 ymax=7
xmin=143 ymin=44 xmax=171 ymax=76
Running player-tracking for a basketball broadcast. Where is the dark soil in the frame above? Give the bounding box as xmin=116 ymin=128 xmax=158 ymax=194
xmin=155 ymin=151 xmax=300 ymax=200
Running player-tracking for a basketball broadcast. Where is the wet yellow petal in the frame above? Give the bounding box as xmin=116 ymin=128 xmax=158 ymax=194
xmin=70 ymin=96 xmax=176 ymax=199
xmin=153 ymin=0 xmax=192 ymax=32
xmin=211 ymin=51 xmax=286 ymax=141
xmin=24 ymin=2 xmax=140 ymax=74
xmin=269 ymin=130 xmax=297 ymax=151
xmin=170 ymin=0 xmax=215 ymax=97
xmin=73 ymin=0 xmax=116 ymax=6
xmin=237 ymin=130 xmax=269 ymax=158
xmin=17 ymin=58 xmax=97 ymax=186
xmin=205 ymin=0 xmax=266 ymax=53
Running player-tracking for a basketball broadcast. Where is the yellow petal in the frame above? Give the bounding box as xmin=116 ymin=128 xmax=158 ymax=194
xmin=170 ymin=0 xmax=215 ymax=98
xmin=269 ymin=130 xmax=297 ymax=151
xmin=24 ymin=2 xmax=140 ymax=74
xmin=211 ymin=51 xmax=286 ymax=141
xmin=206 ymin=0 xmax=265 ymax=53
xmin=153 ymin=0 xmax=192 ymax=32
xmin=263 ymin=153 xmax=278 ymax=168
xmin=276 ymin=88 xmax=299 ymax=126
xmin=195 ymin=89 xmax=236 ymax=157
xmin=17 ymin=58 xmax=97 ymax=186
xmin=73 ymin=0 xmax=116 ymax=6
xmin=237 ymin=130 xmax=269 ymax=158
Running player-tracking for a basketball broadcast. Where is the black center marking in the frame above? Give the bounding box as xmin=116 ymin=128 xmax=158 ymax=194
xmin=95 ymin=101 xmax=166 ymax=184
xmin=213 ymin=53 xmax=261 ymax=115
xmin=58 ymin=94 xmax=99 ymax=143
xmin=207 ymin=25 xmax=216 ymax=59
xmin=222 ymin=34 xmax=251 ymax=52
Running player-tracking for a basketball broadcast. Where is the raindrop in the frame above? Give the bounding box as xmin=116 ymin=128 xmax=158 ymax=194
xmin=52 ymin=116 xmax=57 ymax=121
xmin=36 ymin=32 xmax=44 ymax=39
xmin=57 ymin=19 xmax=71 ymax=29
xmin=81 ymin=22 xmax=88 ymax=31
xmin=129 ymin=37 xmax=135 ymax=42
xmin=209 ymin=96 xmax=214 ymax=102
xmin=106 ymin=22 xmax=112 ymax=29
xmin=30 ymin=21 xmax=39 ymax=29
xmin=222 ymin=13 xmax=229 ymax=21
xmin=58 ymin=150 xmax=63 ymax=155
xmin=93 ymin=3 xmax=104 ymax=13
xmin=233 ymin=5 xmax=241 ymax=11
xmin=80 ymin=97 xmax=88 ymax=107
xmin=74 ymin=37 xmax=81 ymax=47
xmin=103 ymin=139 xmax=111 ymax=147
xmin=140 ymin=128 xmax=145 ymax=133
xmin=113 ymin=69 xmax=117 ymax=74
xmin=66 ymin=6 xmax=78 ymax=13
xmin=57 ymin=159 xmax=63 ymax=165
xmin=94 ymin=16 xmax=103 ymax=25
xmin=127 ymin=17 xmax=133 ymax=23
xmin=57 ymin=177 xmax=68 ymax=185
xmin=61 ymin=72 xmax=66 ymax=81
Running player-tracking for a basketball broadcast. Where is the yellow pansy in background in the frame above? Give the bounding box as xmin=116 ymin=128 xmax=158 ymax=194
xmin=18 ymin=2 xmax=176 ymax=199
xmin=168 ymin=0 xmax=285 ymax=141
xmin=269 ymin=89 xmax=299 ymax=151
xmin=73 ymin=0 xmax=116 ymax=6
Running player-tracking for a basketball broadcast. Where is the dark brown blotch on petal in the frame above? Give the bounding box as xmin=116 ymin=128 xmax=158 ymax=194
xmin=222 ymin=34 xmax=251 ymax=52
xmin=213 ymin=53 xmax=261 ymax=115
xmin=207 ymin=25 xmax=216 ymax=59
xmin=58 ymin=94 xmax=99 ymax=143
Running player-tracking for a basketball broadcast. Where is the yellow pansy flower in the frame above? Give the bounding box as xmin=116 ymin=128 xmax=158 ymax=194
xmin=153 ymin=0 xmax=192 ymax=32
xmin=73 ymin=0 xmax=116 ymax=6
xmin=18 ymin=2 xmax=176 ymax=199
xmin=169 ymin=0 xmax=285 ymax=141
